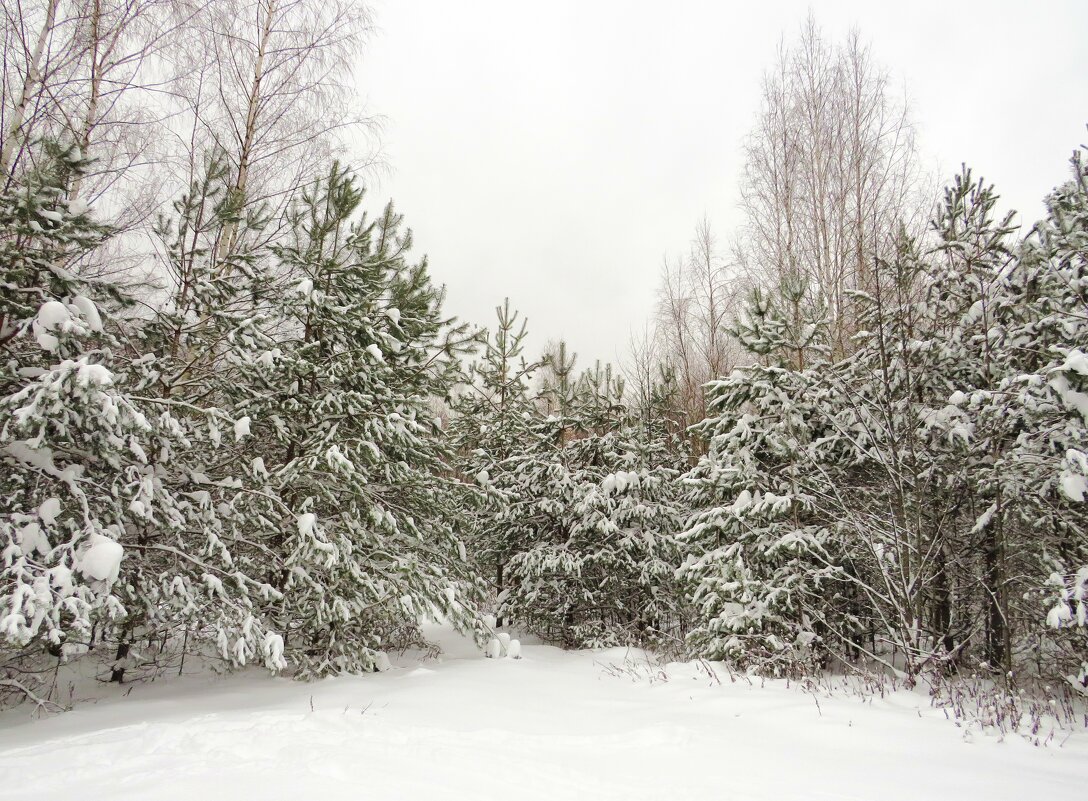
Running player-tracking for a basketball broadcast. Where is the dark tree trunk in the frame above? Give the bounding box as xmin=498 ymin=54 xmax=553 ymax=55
xmin=110 ymin=629 xmax=132 ymax=683
xmin=932 ymin=548 xmax=956 ymax=672
xmin=983 ymin=531 xmax=1006 ymax=671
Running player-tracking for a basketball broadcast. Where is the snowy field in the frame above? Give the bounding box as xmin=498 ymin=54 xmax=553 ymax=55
xmin=0 ymin=626 xmax=1084 ymax=801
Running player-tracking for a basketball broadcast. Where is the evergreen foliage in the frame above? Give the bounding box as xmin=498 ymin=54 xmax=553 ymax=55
xmin=1 ymin=151 xmax=489 ymax=699
xmin=0 ymin=144 xmax=134 ymax=662
xmin=494 ymin=365 xmax=689 ymax=648
xmin=449 ymin=300 xmax=543 ymax=616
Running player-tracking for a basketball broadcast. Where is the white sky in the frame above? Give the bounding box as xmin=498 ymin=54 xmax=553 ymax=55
xmin=359 ymin=0 xmax=1088 ymax=370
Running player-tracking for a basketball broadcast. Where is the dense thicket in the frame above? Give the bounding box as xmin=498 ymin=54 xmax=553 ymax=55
xmin=450 ymin=311 xmax=690 ymax=649
xmin=681 ymin=160 xmax=1088 ymax=689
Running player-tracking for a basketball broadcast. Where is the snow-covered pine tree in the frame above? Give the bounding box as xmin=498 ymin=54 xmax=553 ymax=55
xmin=909 ymin=169 xmax=1020 ymax=675
xmin=106 ymin=145 xmax=290 ymax=682
xmin=0 ymin=143 xmax=187 ymax=702
xmin=679 ymin=349 xmax=834 ymax=674
xmin=803 ymin=198 xmax=1009 ymax=681
xmin=965 ymin=149 xmax=1088 ymax=687
xmin=226 ymin=163 xmax=486 ymax=675
xmin=448 ymin=299 xmax=543 ymax=622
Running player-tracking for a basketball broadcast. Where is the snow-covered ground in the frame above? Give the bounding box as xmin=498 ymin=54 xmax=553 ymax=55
xmin=0 ymin=626 xmax=1084 ymax=800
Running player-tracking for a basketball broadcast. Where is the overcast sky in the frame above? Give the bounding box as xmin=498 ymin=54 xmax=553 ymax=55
xmin=359 ymin=0 xmax=1088 ymax=370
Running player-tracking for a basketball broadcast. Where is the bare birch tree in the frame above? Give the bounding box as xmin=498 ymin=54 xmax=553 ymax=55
xmin=0 ymin=0 xmax=68 ymax=180
xmin=161 ymin=0 xmax=374 ymax=269
xmin=654 ymin=218 xmax=741 ymax=428
xmin=1 ymin=1 xmax=207 ymax=285
xmin=737 ymin=15 xmax=927 ymax=361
